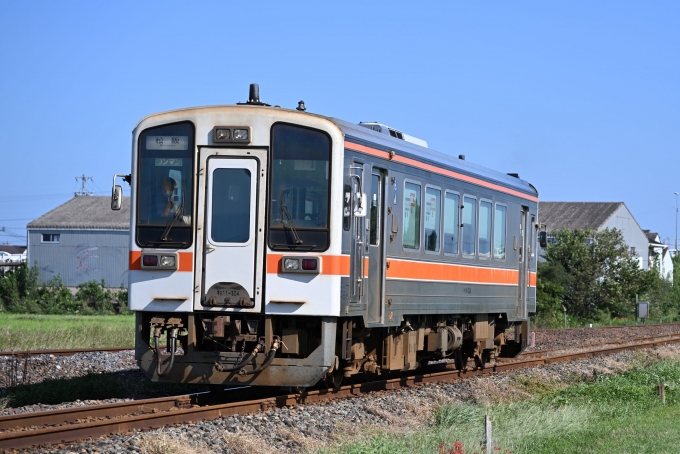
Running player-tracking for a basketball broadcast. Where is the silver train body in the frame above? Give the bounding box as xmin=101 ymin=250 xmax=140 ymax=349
xmin=116 ymin=89 xmax=538 ymax=388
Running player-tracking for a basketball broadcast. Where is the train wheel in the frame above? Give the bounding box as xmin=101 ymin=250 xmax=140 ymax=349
xmin=325 ymin=369 xmax=343 ymax=389
xmin=454 ymin=350 xmax=468 ymax=371
xmin=474 ymin=354 xmax=484 ymax=370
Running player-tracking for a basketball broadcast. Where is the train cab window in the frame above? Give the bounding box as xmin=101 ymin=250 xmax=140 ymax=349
xmin=462 ymin=196 xmax=476 ymax=256
xmin=443 ymin=191 xmax=459 ymax=255
xmin=424 ymin=187 xmax=441 ymax=252
xmin=269 ymin=123 xmax=331 ymax=251
xmin=479 ymin=200 xmax=492 ymax=258
xmin=494 ymin=204 xmax=507 ymax=259
xmin=136 ymin=121 xmax=195 ymax=248
xmin=403 ymin=181 xmax=421 ymax=249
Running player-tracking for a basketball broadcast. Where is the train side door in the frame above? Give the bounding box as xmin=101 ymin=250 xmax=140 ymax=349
xmin=194 ymin=148 xmax=267 ymax=312
xmin=366 ymin=168 xmax=386 ymax=324
xmin=348 ymin=162 xmax=366 ymax=303
xmin=517 ymin=206 xmax=530 ymax=320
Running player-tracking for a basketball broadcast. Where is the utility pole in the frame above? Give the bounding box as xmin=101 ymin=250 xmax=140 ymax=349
xmin=75 ymin=174 xmax=93 ymax=197
xmin=675 ymin=192 xmax=678 ymax=257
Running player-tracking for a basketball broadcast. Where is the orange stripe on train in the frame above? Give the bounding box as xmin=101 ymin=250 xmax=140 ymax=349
xmin=266 ymin=254 xmax=535 ymax=286
xmin=344 ymin=141 xmax=538 ymax=203
xmin=386 ymin=259 xmax=519 ymax=285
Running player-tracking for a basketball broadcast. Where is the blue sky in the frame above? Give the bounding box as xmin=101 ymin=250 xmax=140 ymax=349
xmin=1 ymin=1 xmax=679 ymax=245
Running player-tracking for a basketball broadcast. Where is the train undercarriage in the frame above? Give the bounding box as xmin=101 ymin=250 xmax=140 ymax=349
xmin=137 ymin=311 xmax=528 ymax=389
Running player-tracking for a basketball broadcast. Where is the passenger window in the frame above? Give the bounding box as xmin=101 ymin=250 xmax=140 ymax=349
xmin=479 ymin=200 xmax=492 ymax=258
xmin=462 ymin=196 xmax=476 ymax=256
xmin=494 ymin=204 xmax=506 ymax=259
xmin=424 ymin=187 xmax=441 ymax=252
xmin=444 ymin=192 xmax=459 ymax=254
xmin=403 ymin=182 xmax=421 ymax=249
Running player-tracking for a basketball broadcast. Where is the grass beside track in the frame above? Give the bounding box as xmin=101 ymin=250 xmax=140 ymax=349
xmin=326 ymin=356 xmax=680 ymax=454
xmin=0 ymin=313 xmax=134 ymax=350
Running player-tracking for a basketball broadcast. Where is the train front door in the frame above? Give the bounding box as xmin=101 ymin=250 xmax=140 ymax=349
xmin=366 ymin=168 xmax=386 ymax=324
xmin=194 ymin=148 xmax=267 ymax=312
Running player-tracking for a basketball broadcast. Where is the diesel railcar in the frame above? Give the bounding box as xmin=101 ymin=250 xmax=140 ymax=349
xmin=111 ymin=84 xmax=538 ymax=388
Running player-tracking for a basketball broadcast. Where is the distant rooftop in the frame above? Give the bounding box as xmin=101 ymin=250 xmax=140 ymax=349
xmin=0 ymin=245 xmax=26 ymax=254
xmin=539 ymin=202 xmax=624 ymax=232
xmin=27 ymin=196 xmax=130 ymax=230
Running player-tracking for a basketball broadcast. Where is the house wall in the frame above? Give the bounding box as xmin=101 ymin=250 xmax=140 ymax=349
xmin=598 ymin=205 xmax=650 ymax=269
xmin=27 ymin=229 xmax=129 ymax=288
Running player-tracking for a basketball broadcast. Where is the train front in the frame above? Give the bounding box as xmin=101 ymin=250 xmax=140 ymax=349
xmin=114 ymin=97 xmax=345 ymax=388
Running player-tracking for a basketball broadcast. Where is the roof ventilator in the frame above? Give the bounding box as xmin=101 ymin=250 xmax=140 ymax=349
xmin=358 ymin=122 xmax=428 ymax=148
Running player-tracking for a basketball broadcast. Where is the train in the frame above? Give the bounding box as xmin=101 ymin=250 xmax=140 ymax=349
xmin=111 ymin=84 xmax=539 ymax=389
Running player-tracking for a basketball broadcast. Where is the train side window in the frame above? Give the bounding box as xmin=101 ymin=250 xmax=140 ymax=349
xmin=424 ymin=186 xmax=441 ymax=253
xmin=494 ymin=204 xmax=507 ymax=260
xmin=443 ymin=191 xmax=459 ymax=255
xmin=462 ymin=195 xmax=476 ymax=256
xmin=479 ymin=200 xmax=492 ymax=258
xmin=402 ymin=181 xmax=421 ymax=250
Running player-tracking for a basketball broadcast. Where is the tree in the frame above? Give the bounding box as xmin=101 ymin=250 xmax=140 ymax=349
xmin=538 ymin=227 xmax=651 ymax=321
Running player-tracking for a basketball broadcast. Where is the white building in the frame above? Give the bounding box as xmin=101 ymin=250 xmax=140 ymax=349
xmin=646 ymin=231 xmax=674 ymax=281
xmin=537 ymin=202 xmax=651 ymax=269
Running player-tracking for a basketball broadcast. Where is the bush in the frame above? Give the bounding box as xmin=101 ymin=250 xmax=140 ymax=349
xmin=0 ymin=263 xmax=129 ymax=315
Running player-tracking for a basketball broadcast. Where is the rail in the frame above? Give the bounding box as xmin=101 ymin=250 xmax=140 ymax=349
xmin=1 ymin=332 xmax=679 ymax=449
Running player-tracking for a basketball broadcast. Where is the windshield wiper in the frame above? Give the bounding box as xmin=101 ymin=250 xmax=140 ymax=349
xmin=281 ymin=205 xmax=303 ymax=244
xmin=161 ymin=194 xmax=185 ymax=241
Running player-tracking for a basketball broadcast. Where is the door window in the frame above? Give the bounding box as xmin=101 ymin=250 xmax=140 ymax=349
xmin=369 ymin=174 xmax=382 ymax=245
xmin=211 ymin=168 xmax=251 ymax=243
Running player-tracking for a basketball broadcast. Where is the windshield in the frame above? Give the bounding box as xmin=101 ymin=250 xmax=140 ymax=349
xmin=136 ymin=122 xmax=194 ymax=247
xmin=269 ymin=123 xmax=331 ymax=251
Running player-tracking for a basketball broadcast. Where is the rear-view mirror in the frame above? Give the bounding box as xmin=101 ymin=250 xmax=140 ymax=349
xmin=111 ymin=185 xmax=122 ymax=211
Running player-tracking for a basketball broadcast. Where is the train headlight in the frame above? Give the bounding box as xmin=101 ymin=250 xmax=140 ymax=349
xmin=284 ymin=258 xmax=299 ymax=270
xmin=233 ymin=129 xmax=249 ymax=140
xmin=215 ymin=128 xmax=231 ymax=140
xmin=160 ymin=255 xmax=176 ymax=268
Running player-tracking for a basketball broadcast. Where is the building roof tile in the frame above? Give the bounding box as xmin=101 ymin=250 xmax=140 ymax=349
xmin=27 ymin=196 xmax=130 ymax=230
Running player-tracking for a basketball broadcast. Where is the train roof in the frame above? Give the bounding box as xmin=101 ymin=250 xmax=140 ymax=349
xmin=331 ymin=117 xmax=538 ymax=199
xmin=133 ymin=104 xmax=537 ymax=200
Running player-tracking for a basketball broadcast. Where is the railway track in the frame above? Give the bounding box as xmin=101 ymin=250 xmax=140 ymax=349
xmin=532 ymin=321 xmax=680 ymax=331
xmin=0 ymin=346 xmax=134 ymax=358
xmin=2 ymin=332 xmax=680 ymax=450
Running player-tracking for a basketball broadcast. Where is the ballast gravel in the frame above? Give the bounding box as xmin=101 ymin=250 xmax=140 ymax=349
xmin=4 ymin=324 xmax=680 ymax=453
xmin=0 ymin=350 xmax=136 ymax=388
xmin=23 ymin=344 xmax=680 ymax=454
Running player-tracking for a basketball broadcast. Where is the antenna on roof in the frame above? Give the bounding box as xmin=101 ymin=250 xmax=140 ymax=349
xmin=75 ymin=174 xmax=93 ymax=197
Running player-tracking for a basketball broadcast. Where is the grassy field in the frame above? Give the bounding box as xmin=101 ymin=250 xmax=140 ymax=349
xmin=327 ymin=356 xmax=680 ymax=454
xmin=0 ymin=313 xmax=135 ymax=350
